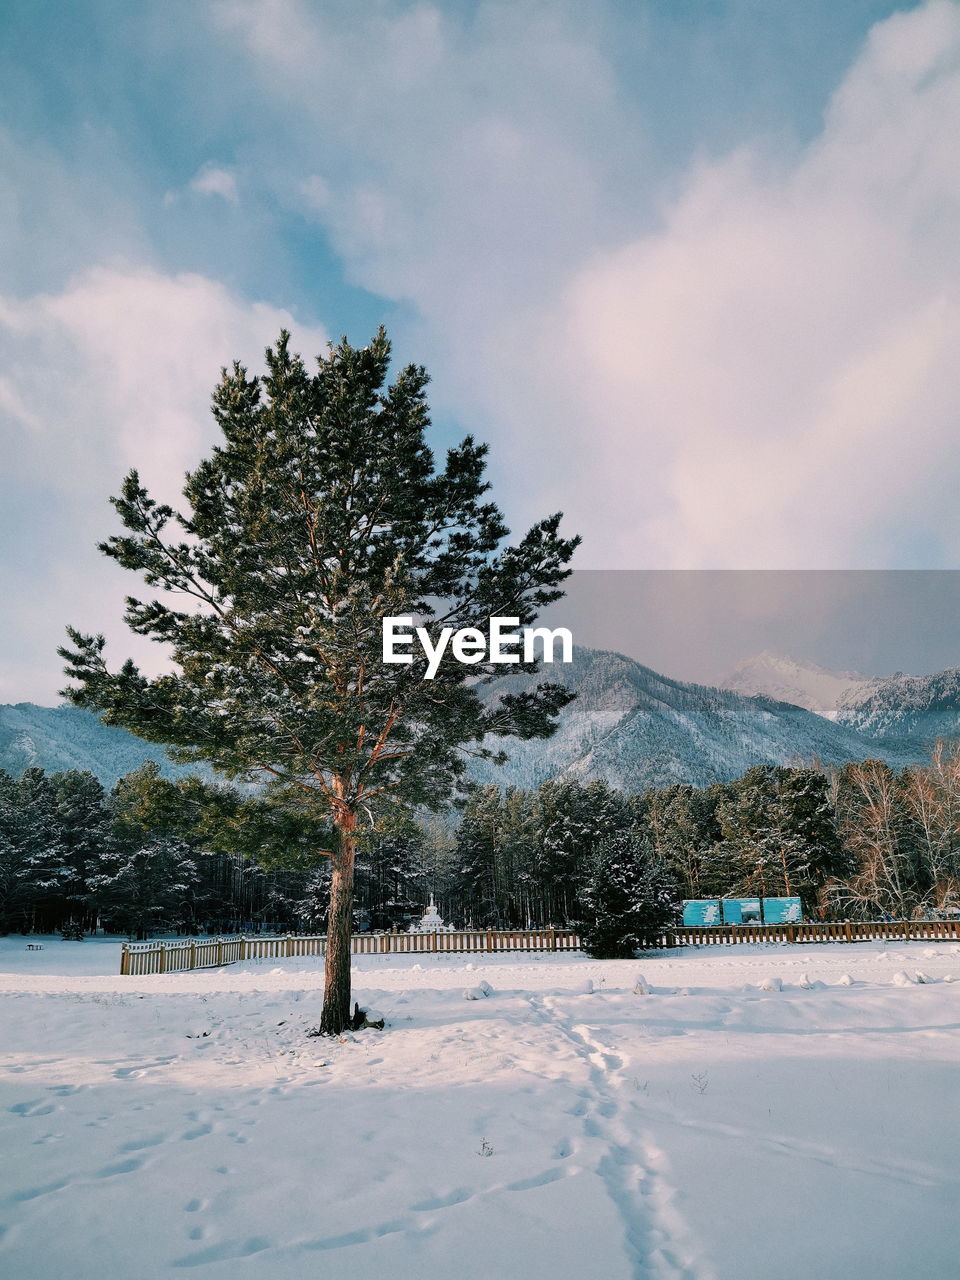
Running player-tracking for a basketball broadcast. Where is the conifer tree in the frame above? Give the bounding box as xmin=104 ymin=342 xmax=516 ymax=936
xmin=579 ymin=832 xmax=679 ymax=958
xmin=60 ymin=329 xmax=578 ymax=1032
xmin=13 ymin=768 xmax=69 ymax=931
xmin=51 ymin=770 xmax=112 ymax=929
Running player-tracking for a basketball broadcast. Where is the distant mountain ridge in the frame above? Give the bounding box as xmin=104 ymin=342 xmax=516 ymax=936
xmin=720 ymin=652 xmax=871 ymax=719
xmin=474 ymin=647 xmax=926 ymax=792
xmin=0 ymin=703 xmax=197 ymax=787
xmin=719 ymin=651 xmax=960 ymax=746
xmin=4 ymin=644 xmax=956 ymax=794
xmin=835 ymin=667 xmax=960 ymax=741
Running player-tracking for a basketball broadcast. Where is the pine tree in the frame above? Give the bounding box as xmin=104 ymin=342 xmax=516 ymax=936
xmin=578 ymin=832 xmax=679 ymax=959
xmin=90 ymin=765 xmax=202 ymax=938
xmin=534 ymin=780 xmax=630 ymax=923
xmin=51 ymin=770 xmax=111 ymax=927
xmin=60 ymin=329 xmax=578 ymax=1032
xmin=89 ymin=835 xmax=200 ymax=939
xmin=13 ymin=768 xmax=70 ymax=932
xmin=641 ymin=784 xmax=721 ymax=899
xmin=0 ymin=769 xmax=28 ymax=933
xmin=456 ymin=785 xmax=504 ymax=926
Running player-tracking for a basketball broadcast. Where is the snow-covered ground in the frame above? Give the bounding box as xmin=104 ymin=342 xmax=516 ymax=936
xmin=2 ymin=937 xmax=960 ymax=1279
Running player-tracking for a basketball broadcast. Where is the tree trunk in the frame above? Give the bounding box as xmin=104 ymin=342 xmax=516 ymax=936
xmin=780 ymin=847 xmax=793 ymax=897
xmin=319 ymin=812 xmax=357 ymax=1035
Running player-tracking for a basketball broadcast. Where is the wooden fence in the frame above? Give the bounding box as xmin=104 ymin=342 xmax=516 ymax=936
xmin=119 ymin=927 xmax=580 ymax=976
xmin=662 ymin=918 xmax=960 ymax=947
xmin=118 ymin=917 xmax=960 ymax=975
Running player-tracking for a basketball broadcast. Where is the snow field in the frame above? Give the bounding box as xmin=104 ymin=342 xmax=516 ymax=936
xmin=2 ymin=938 xmax=960 ymax=1279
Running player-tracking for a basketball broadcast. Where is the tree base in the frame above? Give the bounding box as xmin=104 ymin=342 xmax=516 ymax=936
xmin=308 ymin=1003 xmax=384 ymax=1036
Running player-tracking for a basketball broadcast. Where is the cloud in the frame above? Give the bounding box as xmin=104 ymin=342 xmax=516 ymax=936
xmin=0 ymin=266 xmax=327 ymax=701
xmin=221 ymin=0 xmax=960 ymax=569
xmin=188 ymin=164 xmax=239 ymax=203
xmin=548 ymin=0 xmax=960 ymax=567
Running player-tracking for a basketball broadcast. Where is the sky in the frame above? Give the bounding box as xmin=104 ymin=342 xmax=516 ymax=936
xmin=2 ymin=0 xmax=960 ymax=701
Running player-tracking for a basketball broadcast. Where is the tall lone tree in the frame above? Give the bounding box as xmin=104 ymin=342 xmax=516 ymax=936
xmin=60 ymin=329 xmax=579 ymax=1032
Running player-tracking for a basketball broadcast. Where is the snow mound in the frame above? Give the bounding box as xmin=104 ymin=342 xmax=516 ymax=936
xmin=463 ymin=986 xmax=488 ymax=1000
xmin=891 ymin=970 xmax=915 ymax=987
xmin=797 ymin=973 xmax=823 ymax=990
xmin=633 ymin=975 xmax=651 ymax=996
xmin=914 ymin=971 xmax=934 ymax=984
xmin=836 ymin=974 xmax=856 ymax=987
xmin=944 ymin=974 xmax=956 ymax=983
xmin=580 ymin=979 xmax=594 ymax=994
xmin=478 ymin=980 xmax=494 ymax=997
xmin=759 ymin=976 xmax=782 ymax=992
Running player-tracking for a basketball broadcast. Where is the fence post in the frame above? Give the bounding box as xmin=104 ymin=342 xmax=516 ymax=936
xmin=120 ymin=944 xmax=129 ymax=976
xmin=486 ymin=929 xmax=494 ymax=953
xmin=285 ymin=933 xmax=293 ymax=958
xmin=215 ymin=936 xmax=223 ymax=967
xmin=158 ymin=942 xmax=167 ymax=975
xmin=548 ymin=927 xmax=556 ymax=952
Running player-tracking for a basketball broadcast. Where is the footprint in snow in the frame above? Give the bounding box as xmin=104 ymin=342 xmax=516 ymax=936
xmin=171 ymin=1235 xmax=273 ymax=1268
xmin=95 ymin=1157 xmax=144 ymax=1178
xmin=118 ymin=1134 xmax=167 ymax=1153
xmin=9 ymin=1100 xmax=55 ymax=1117
xmin=11 ymin=1178 xmax=70 ymax=1202
xmin=410 ymin=1186 xmax=472 ymax=1212
xmin=181 ymin=1123 xmax=213 ymax=1141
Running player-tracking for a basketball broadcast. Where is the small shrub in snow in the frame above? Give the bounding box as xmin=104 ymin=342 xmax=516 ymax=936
xmin=690 ymin=1071 xmax=709 ymax=1095
xmin=477 ymin=1138 xmax=494 ymax=1157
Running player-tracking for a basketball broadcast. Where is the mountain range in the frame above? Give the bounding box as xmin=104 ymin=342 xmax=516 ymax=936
xmin=719 ymin=651 xmax=960 ymax=741
xmin=0 ymin=703 xmax=196 ymax=788
xmin=473 ymin=648 xmax=931 ymax=792
xmin=3 ymin=646 xmax=958 ymax=793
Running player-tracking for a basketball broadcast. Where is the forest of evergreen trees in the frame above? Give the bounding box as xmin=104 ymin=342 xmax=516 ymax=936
xmin=3 ymin=746 xmax=960 ymax=940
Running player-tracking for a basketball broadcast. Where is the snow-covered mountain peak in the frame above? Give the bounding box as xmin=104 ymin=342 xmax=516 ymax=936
xmin=719 ymin=652 xmax=871 ymax=719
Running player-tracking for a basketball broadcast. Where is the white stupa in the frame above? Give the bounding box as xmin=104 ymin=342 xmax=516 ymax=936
xmin=410 ymin=895 xmax=452 ymax=933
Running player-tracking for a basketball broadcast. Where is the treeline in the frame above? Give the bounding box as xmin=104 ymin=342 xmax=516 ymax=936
xmin=447 ymin=748 xmax=960 ymax=927
xmin=0 ymin=763 xmax=452 ymax=939
xmin=4 ymin=747 xmax=960 ymax=939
